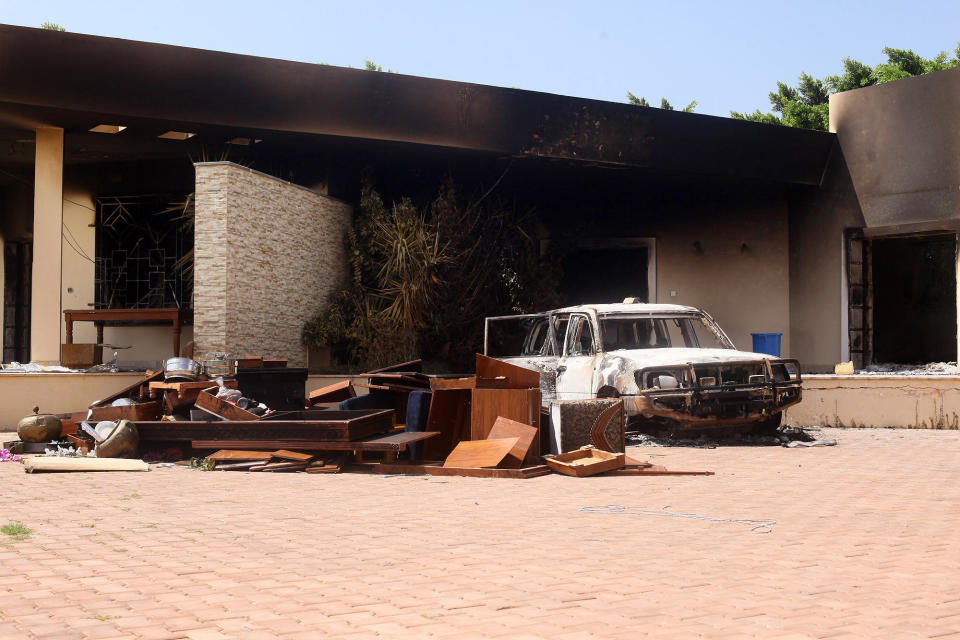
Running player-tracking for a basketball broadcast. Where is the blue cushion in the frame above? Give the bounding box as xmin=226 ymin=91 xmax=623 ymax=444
xmin=404 ymin=390 xmax=432 ymax=460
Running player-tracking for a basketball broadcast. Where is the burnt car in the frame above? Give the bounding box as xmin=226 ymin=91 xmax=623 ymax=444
xmin=484 ymin=302 xmax=802 ymax=433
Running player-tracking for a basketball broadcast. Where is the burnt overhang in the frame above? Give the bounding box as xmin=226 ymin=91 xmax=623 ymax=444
xmin=0 ymin=24 xmax=834 ymax=185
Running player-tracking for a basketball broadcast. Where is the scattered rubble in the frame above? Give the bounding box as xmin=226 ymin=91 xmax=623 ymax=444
xmin=858 ymin=362 xmax=958 ymax=375
xmin=5 ymin=354 xmax=712 ymax=478
xmin=628 ymin=425 xmax=831 ymax=448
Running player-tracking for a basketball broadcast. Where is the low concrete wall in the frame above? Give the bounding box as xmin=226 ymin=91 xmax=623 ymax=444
xmin=784 ymin=374 xmax=960 ymax=429
xmin=0 ymin=373 xmax=146 ymax=430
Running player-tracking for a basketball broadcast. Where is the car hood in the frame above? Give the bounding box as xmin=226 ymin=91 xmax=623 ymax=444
xmin=605 ymin=348 xmax=773 ymax=367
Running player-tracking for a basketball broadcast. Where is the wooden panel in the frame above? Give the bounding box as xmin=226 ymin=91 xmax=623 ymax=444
xmin=429 ymin=376 xmax=476 ymax=390
xmin=475 ymin=354 xmax=540 ymax=389
xmin=207 ymin=450 xmax=276 ymax=461
xmin=363 ymin=359 xmax=422 ymax=374
xmin=195 ymin=390 xmax=259 ymax=421
xmin=487 ymin=416 xmax=539 ymax=468
xmin=470 ymin=388 xmax=540 ymax=441
xmin=308 ymin=380 xmax=356 ymax=405
xmin=190 ymin=431 xmax=438 ymax=452
xmin=90 ymin=370 xmax=163 ymax=407
xmin=272 ymin=449 xmax=316 ymax=461
xmin=443 ymin=437 xmax=518 ymax=468
xmin=236 ymin=356 xmax=264 ymax=368
xmin=137 ymin=409 xmax=395 ymax=443
xmin=88 ymin=401 xmax=161 ymax=423
xmin=360 ymin=462 xmax=552 ymax=479
xmin=423 ymin=388 xmax=472 ymax=460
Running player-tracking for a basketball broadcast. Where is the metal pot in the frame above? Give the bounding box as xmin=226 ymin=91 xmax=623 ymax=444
xmin=202 ymin=359 xmax=236 ymax=378
xmin=95 ymin=419 xmax=139 ymax=458
xmin=17 ymin=412 xmax=62 ymax=443
xmin=164 ymin=357 xmax=202 ymax=381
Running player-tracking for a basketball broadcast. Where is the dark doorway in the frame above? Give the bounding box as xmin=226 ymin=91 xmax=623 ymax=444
xmin=560 ymin=246 xmax=649 ymax=306
xmin=872 ymin=234 xmax=956 ymax=364
xmin=3 ymin=240 xmax=32 ymax=363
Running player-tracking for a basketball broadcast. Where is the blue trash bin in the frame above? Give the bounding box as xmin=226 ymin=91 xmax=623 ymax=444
xmin=751 ymin=333 xmax=782 ymax=357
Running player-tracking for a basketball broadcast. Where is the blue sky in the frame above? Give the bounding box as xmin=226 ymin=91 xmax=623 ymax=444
xmin=2 ymin=0 xmax=959 ymax=117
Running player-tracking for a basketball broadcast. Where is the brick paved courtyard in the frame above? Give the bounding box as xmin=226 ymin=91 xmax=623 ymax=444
xmin=1 ymin=427 xmax=958 ymax=639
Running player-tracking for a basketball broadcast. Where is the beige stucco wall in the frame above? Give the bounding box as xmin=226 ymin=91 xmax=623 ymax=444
xmin=654 ymin=200 xmax=791 ymax=356
xmin=0 ymin=372 xmax=145 ymax=430
xmin=193 ymin=162 xmax=351 ymax=367
xmin=30 ymin=127 xmax=63 ymax=364
xmin=784 ymin=375 xmax=960 ymax=429
xmin=787 ymin=149 xmax=866 ymax=372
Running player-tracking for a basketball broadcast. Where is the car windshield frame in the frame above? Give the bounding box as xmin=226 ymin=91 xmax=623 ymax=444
xmin=597 ymin=312 xmax=735 ymax=351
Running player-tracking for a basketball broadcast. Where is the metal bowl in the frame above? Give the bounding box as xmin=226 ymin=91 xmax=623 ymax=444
xmin=164 ymin=357 xmax=202 ymax=381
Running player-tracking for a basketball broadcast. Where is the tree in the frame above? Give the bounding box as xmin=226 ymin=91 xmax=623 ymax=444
xmin=627 ymin=91 xmax=697 ymax=112
xmin=364 ymin=60 xmax=397 ymax=73
xmin=731 ymin=43 xmax=960 ymax=130
xmin=40 ymin=22 xmax=65 ymax=31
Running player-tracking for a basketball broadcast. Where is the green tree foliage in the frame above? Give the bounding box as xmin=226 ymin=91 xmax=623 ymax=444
xmin=302 ymin=178 xmax=562 ymax=371
xmin=731 ymin=43 xmax=960 ymax=130
xmin=627 ymin=91 xmax=697 ymax=112
xmin=39 ymin=22 xmax=65 ymax=31
xmin=364 ymin=60 xmax=397 ymax=73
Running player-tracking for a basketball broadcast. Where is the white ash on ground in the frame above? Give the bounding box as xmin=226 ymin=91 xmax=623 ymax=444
xmin=858 ymin=362 xmax=958 ymax=375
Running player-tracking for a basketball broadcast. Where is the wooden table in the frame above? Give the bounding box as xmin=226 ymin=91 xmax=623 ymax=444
xmin=63 ymin=308 xmax=191 ymax=362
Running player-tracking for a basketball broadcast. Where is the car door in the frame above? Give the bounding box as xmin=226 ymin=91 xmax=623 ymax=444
xmin=555 ymin=312 xmax=600 ymax=400
xmin=484 ymin=313 xmax=559 ymax=399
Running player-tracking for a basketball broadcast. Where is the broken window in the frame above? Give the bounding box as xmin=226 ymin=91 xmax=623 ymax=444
xmin=598 ymin=314 xmax=733 ymax=351
xmin=484 ymin=314 xmax=553 ymax=358
xmin=94 ymin=195 xmax=193 ymax=310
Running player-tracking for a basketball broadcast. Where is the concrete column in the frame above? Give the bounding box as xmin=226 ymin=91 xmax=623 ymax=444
xmin=30 ymin=127 xmax=64 ymax=364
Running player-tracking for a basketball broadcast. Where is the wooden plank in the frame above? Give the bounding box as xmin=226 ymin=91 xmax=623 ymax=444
xmin=88 ymin=401 xmax=161 ymax=423
xmin=429 ymin=376 xmax=476 ymax=391
xmin=600 ymin=468 xmax=715 ymax=476
xmin=470 ymin=388 xmax=540 ymax=441
xmin=89 ymin=370 xmax=163 ymax=408
xmin=194 ymin=389 xmax=259 ymax=421
xmin=214 ymin=461 xmax=265 ymax=471
xmin=308 ymin=380 xmax=356 ymax=405
xmin=272 ymin=450 xmax=316 ymax=462
xmin=443 ymin=437 xmax=519 ymax=469
xmin=475 ymin=354 xmax=540 ymax=390
xmin=358 ymin=461 xmax=552 ymax=479
xmin=206 ymin=450 xmax=276 ymax=461
xmin=23 ymin=457 xmax=150 ymax=473
xmin=258 ymin=461 xmax=309 ymax=472
xmin=236 ymin=356 xmax=264 ymax=368
xmin=305 ymin=454 xmax=348 ymax=474
xmin=423 ymin=388 xmax=472 ymax=460
xmin=363 ymin=359 xmax=422 ymax=374
xmin=190 ymin=431 xmax=439 ymax=452
xmin=487 ymin=416 xmax=539 ymax=468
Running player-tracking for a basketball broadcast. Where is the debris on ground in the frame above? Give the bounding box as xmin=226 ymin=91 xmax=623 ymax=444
xmin=628 ymin=425 xmax=828 ymax=448
xmin=5 ymin=354 xmax=714 ymax=478
xmin=858 ymin=362 xmax=958 ymax=375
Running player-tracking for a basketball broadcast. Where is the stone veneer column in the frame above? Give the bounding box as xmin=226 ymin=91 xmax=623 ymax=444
xmin=192 ymin=162 xmax=351 ymax=367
